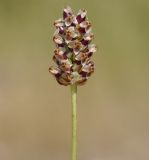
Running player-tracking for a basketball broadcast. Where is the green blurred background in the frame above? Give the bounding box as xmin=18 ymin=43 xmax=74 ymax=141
xmin=0 ymin=0 xmax=149 ymax=159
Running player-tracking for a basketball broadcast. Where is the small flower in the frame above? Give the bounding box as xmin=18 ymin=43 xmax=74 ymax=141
xmin=76 ymin=9 xmax=87 ymax=23
xmin=65 ymin=26 xmax=78 ymax=43
xmin=68 ymin=40 xmax=84 ymax=55
xmin=53 ymin=34 xmax=63 ymax=44
xmin=63 ymin=6 xmax=73 ymax=19
xmin=54 ymin=19 xmax=64 ymax=27
xmin=49 ymin=6 xmax=96 ymax=86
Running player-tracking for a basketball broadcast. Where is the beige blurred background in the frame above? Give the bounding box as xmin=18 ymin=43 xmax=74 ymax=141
xmin=0 ymin=0 xmax=149 ymax=160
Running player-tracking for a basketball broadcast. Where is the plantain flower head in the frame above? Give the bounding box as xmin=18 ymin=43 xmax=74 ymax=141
xmin=49 ymin=6 xmax=96 ymax=86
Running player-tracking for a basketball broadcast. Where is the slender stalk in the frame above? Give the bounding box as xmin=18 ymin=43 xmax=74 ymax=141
xmin=71 ymin=84 xmax=77 ymax=160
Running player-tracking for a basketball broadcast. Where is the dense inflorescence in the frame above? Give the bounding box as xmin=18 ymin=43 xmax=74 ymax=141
xmin=49 ymin=6 xmax=96 ymax=86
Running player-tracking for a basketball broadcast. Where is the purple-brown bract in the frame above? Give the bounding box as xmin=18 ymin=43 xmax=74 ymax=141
xmin=49 ymin=6 xmax=96 ymax=86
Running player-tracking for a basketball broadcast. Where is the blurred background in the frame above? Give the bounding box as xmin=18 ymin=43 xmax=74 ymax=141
xmin=0 ymin=0 xmax=149 ymax=160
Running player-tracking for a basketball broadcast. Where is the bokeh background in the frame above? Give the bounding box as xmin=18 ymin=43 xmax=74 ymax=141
xmin=0 ymin=0 xmax=149 ymax=160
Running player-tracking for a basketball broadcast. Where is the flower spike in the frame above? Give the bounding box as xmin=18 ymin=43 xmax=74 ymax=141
xmin=49 ymin=6 xmax=96 ymax=86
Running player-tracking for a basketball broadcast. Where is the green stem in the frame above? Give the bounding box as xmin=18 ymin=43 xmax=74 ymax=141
xmin=71 ymin=84 xmax=77 ymax=160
